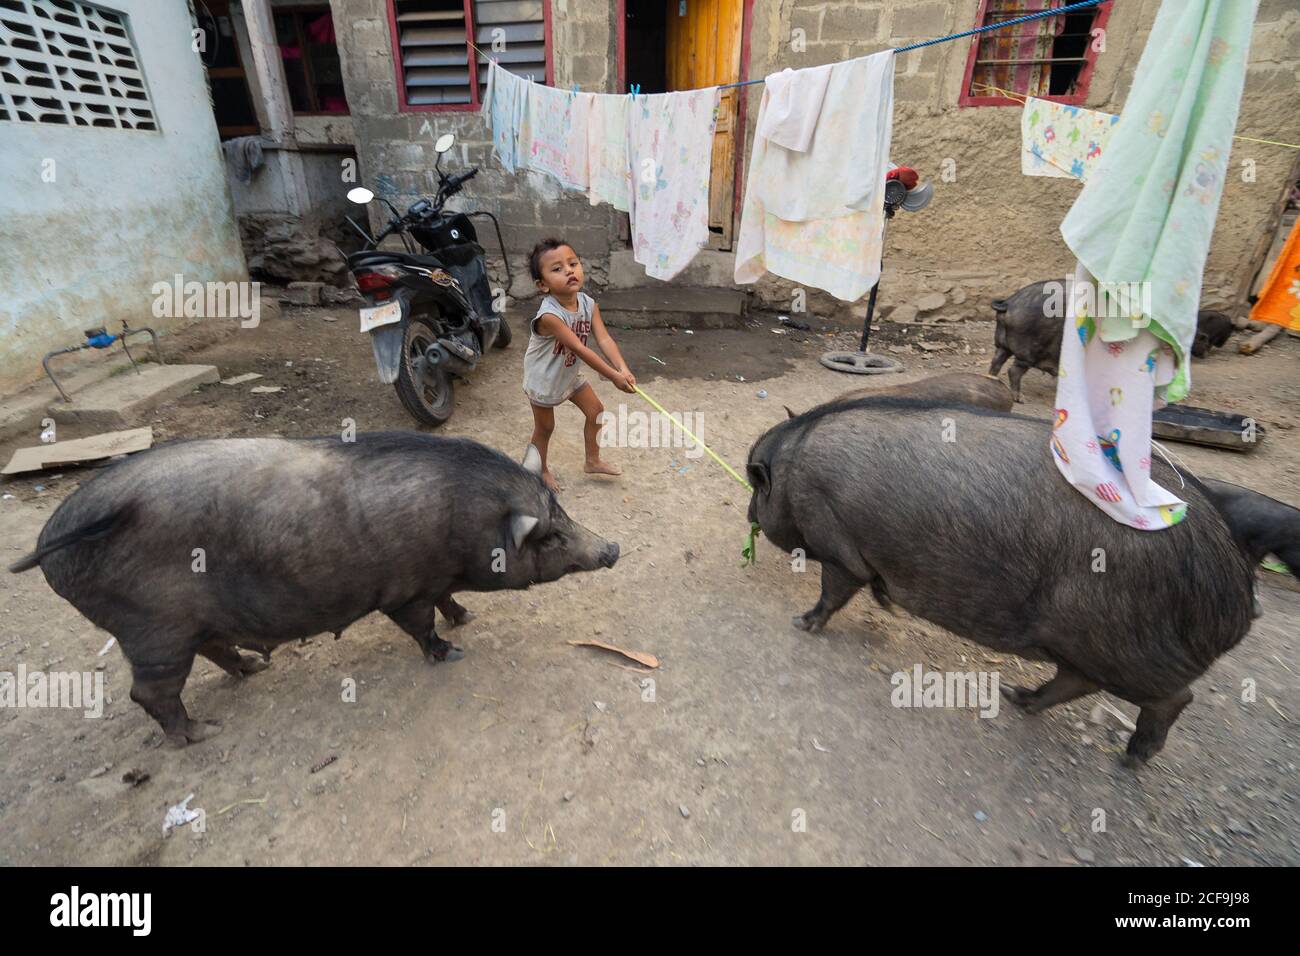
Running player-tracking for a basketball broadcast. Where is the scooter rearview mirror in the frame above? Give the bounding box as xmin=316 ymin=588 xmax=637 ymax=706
xmin=347 ymin=187 xmax=375 ymax=205
xmin=434 ymin=133 xmax=455 ymax=154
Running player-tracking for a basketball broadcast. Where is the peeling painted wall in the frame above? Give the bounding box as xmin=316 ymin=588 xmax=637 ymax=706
xmin=0 ymin=0 xmax=248 ymax=396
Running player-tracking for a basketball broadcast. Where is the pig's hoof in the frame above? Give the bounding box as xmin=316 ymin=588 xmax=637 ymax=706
xmin=792 ymin=613 xmax=823 ymax=633
xmin=1000 ymin=684 xmax=1037 ymax=709
xmin=426 ymin=644 xmax=465 ymax=664
xmin=446 ymin=609 xmax=475 ymax=628
xmin=239 ymin=654 xmax=271 ymax=676
xmin=1119 ymin=752 xmax=1149 ymax=771
xmin=165 ymin=720 xmax=223 ymax=748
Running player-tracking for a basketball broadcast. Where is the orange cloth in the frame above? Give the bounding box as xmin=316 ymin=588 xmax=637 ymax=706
xmin=1251 ymin=217 xmax=1300 ymax=331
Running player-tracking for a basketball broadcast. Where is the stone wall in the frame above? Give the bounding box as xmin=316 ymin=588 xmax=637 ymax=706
xmin=745 ymin=0 xmax=1300 ymax=322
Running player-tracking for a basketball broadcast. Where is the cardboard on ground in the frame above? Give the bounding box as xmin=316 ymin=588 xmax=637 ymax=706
xmin=2 ymin=427 xmax=153 ymax=475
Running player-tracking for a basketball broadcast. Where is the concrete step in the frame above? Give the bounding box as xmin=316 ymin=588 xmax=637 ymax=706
xmin=48 ymin=364 xmax=220 ymax=429
xmin=606 ymin=248 xmax=741 ymax=290
xmin=598 ymin=287 xmax=748 ymax=330
xmin=0 ymin=351 xmax=147 ymax=443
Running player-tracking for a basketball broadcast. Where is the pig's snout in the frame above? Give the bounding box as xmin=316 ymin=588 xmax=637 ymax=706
xmin=599 ymin=541 xmax=620 ymax=568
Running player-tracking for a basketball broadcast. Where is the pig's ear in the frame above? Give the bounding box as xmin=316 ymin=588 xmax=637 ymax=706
xmin=510 ymin=513 xmax=540 ymax=550
xmin=747 ymin=462 xmax=770 ymax=494
xmin=522 ymin=443 xmax=543 ymax=476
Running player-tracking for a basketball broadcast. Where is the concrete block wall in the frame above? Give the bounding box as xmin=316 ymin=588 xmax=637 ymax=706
xmin=323 ymin=1 xmax=1299 ymax=322
xmin=330 ymin=0 xmax=624 ymax=299
xmin=745 ymin=0 xmax=1300 ymax=320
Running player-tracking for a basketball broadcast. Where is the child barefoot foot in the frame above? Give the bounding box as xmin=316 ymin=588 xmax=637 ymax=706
xmin=584 ymin=459 xmax=622 ymax=477
xmin=541 ymin=469 xmax=563 ymax=493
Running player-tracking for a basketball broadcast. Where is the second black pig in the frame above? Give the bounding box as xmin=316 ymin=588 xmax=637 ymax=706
xmin=989 ymin=279 xmax=1235 ymax=399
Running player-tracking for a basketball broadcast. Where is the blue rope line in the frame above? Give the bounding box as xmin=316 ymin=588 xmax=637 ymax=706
xmin=715 ymin=0 xmax=1108 ymax=91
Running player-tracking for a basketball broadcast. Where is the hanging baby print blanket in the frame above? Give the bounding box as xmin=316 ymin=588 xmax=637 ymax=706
xmin=1051 ymin=0 xmax=1256 ymax=530
xmin=734 ymin=50 xmax=895 ymax=302
xmin=586 ymin=92 xmax=632 ymax=212
xmin=626 ymin=88 xmax=720 ymax=281
xmin=521 ymin=82 xmax=593 ymax=190
xmin=481 ymin=61 xmax=527 ymax=174
xmin=1021 ymin=96 xmax=1119 ymax=183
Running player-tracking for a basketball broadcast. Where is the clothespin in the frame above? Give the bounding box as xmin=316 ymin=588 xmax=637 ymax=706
xmin=570 ymin=83 xmax=579 ymax=100
xmin=630 ymin=83 xmax=640 ymax=101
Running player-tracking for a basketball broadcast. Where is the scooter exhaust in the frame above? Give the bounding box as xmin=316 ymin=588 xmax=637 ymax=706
xmin=423 ymin=338 xmax=477 ymax=376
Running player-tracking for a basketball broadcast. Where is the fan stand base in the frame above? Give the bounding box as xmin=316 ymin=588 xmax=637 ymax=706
xmin=819 ymin=351 xmax=905 ymax=375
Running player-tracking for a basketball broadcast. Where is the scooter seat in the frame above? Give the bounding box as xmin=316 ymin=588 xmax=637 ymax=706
xmin=347 ymin=250 xmax=446 ymax=270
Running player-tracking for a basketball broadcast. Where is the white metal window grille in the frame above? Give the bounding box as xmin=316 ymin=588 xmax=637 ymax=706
xmin=0 ymin=0 xmax=157 ymax=130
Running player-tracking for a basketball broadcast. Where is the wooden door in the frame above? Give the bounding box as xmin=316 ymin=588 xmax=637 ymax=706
xmin=665 ymin=0 xmax=743 ymax=248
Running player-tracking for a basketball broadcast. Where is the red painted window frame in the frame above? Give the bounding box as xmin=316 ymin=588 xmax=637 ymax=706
xmin=386 ymin=0 xmax=554 ymax=113
xmin=957 ymin=0 xmax=1113 ymax=108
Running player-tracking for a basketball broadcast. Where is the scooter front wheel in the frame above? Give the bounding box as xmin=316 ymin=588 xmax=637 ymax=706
xmin=395 ymin=318 xmax=455 ymax=426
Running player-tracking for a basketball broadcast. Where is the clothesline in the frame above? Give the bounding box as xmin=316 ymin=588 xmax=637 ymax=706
xmin=719 ymin=0 xmax=1109 ymax=89
xmin=972 ymin=81 xmax=1300 ymax=150
xmin=469 ymin=0 xmax=1110 ymax=96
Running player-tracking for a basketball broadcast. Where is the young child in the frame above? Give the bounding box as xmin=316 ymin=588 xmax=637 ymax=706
xmin=523 ymin=238 xmax=636 ymax=492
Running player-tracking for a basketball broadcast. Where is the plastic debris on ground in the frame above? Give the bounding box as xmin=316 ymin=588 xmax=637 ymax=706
xmin=162 ymin=794 xmax=200 ymax=836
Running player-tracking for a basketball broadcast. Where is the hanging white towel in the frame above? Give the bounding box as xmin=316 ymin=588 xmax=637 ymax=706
xmin=587 ymin=93 xmax=632 ymax=212
xmin=481 ymin=62 xmax=527 ymax=174
xmin=734 ymin=50 xmax=895 ymax=302
xmin=755 ymin=64 xmax=832 ymax=153
xmin=627 ymin=88 xmax=720 ymax=281
xmin=520 ymin=82 xmax=592 ymax=191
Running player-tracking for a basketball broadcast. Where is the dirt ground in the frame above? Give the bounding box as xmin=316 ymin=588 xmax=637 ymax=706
xmin=1 ymin=303 xmax=1297 ymax=866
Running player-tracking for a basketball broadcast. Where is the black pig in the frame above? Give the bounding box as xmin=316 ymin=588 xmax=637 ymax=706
xmin=1192 ymin=310 xmax=1233 ymax=358
xmin=989 ymin=279 xmax=1233 ymax=399
xmin=11 ymin=434 xmax=618 ymax=746
xmin=988 ymin=280 xmax=1061 ymax=402
xmin=747 ymin=399 xmax=1256 ymax=766
xmin=1198 ymin=477 xmax=1300 ymax=576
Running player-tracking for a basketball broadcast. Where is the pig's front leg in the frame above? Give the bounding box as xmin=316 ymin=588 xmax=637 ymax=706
xmin=436 ymin=593 xmax=474 ymax=628
xmin=794 ymin=562 xmax=862 ymax=633
xmin=386 ymin=597 xmax=465 ymax=664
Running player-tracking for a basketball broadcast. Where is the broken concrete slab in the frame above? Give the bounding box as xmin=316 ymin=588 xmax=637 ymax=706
xmin=0 ymin=353 xmax=138 ymax=444
xmin=221 ymin=372 xmax=264 ymax=386
xmin=47 ymin=365 xmax=219 ymax=429
xmin=598 ymin=287 xmax=747 ymax=330
xmin=3 ymin=427 xmax=153 ymax=475
xmin=282 ymin=281 xmax=324 ymax=306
